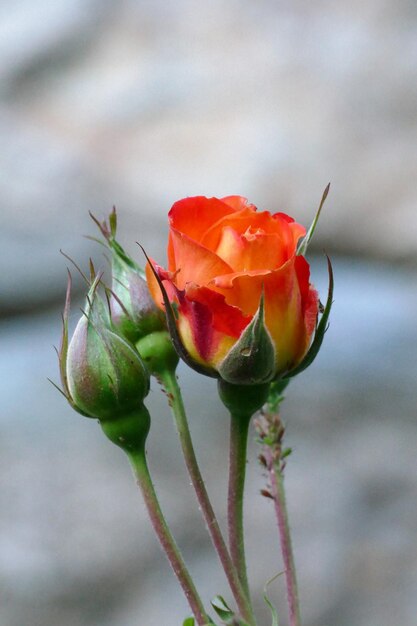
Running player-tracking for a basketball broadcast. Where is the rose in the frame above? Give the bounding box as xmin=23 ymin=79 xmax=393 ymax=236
xmin=146 ymin=196 xmax=320 ymax=384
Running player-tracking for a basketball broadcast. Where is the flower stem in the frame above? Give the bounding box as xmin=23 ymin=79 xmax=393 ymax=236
xmin=159 ymin=369 xmax=257 ymax=626
xmin=269 ymin=459 xmax=301 ymax=626
xmin=256 ymin=404 xmax=302 ymax=626
xmin=128 ymin=449 xmax=210 ymax=626
xmin=228 ymin=411 xmax=252 ymax=606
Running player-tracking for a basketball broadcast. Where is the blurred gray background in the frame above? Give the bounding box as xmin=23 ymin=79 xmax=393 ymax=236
xmin=1 ymin=1 xmax=416 ymax=625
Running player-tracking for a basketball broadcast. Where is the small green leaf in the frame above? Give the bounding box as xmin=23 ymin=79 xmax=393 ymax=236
xmin=281 ymin=447 xmax=292 ymax=459
xmin=182 ymin=618 xmax=195 ymax=626
xmin=58 ymin=270 xmax=71 ymax=396
xmin=211 ymin=596 xmax=234 ymax=621
xmin=297 ymin=183 xmax=330 ymax=257
xmin=284 ymin=255 xmax=334 ymax=379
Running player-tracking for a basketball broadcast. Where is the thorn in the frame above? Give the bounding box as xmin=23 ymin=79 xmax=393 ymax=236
xmin=258 ymin=454 xmax=267 ymax=467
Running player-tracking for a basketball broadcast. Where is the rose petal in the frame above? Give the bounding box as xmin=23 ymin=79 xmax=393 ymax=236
xmin=145 ymin=260 xmax=178 ymax=309
xmin=201 ymin=208 xmax=304 ymax=259
xmin=273 ymin=213 xmax=306 ymax=254
xmin=147 ymin=194 xmax=317 ymax=377
xmin=184 ymin=284 xmax=251 ymax=337
xmin=215 ymin=226 xmax=286 ymax=271
xmin=168 ymin=197 xmax=236 ymax=243
xmin=220 ymin=196 xmax=255 ymax=211
xmin=176 ymin=285 xmax=250 ymax=365
xmin=210 ymin=258 xmax=317 ymax=371
xmin=295 ymin=255 xmax=319 ymax=337
xmin=169 ymin=227 xmax=233 ymax=288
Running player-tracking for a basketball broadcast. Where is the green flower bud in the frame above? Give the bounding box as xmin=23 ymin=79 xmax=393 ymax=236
xmin=136 ymin=330 xmax=179 ymax=378
xmin=91 ymin=208 xmax=165 ymax=343
xmin=59 ymin=273 xmax=150 ymax=422
xmin=110 ymin=250 xmax=166 ymax=343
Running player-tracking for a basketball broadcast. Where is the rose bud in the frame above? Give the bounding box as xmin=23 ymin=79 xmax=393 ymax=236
xmin=56 ymin=272 xmax=151 ymax=452
xmin=146 ymin=193 xmax=333 ymax=386
xmin=90 ymin=209 xmax=178 ymax=378
xmin=91 ymin=208 xmax=166 ymax=344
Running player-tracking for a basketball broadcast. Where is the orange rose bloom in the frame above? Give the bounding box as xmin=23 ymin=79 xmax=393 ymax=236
xmin=146 ymin=196 xmax=319 ymax=381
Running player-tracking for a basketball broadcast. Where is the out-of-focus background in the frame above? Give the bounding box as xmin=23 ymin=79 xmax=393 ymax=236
xmin=1 ymin=1 xmax=416 ymax=625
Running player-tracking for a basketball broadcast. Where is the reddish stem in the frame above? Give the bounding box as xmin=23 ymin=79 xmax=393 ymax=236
xmin=267 ymin=451 xmax=301 ymax=626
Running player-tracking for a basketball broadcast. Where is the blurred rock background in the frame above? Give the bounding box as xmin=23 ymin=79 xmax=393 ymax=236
xmin=1 ymin=1 xmax=416 ymax=625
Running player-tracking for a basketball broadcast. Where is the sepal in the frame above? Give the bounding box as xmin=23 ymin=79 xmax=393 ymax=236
xmin=296 ymin=183 xmax=330 ymax=257
xmin=52 ymin=271 xmax=91 ymax=417
xmin=218 ymin=292 xmax=275 ymax=385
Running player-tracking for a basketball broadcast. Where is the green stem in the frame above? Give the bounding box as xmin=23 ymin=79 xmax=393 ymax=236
xmin=160 ymin=369 xmax=257 ymax=626
xmin=128 ymin=449 xmax=210 ymax=626
xmin=228 ymin=412 xmax=252 ymax=605
xmin=269 ymin=458 xmax=301 ymax=626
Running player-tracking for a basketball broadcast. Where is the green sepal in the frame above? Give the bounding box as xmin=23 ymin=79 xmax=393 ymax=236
xmin=140 ymin=245 xmax=217 ymax=379
xmin=108 ymin=205 xmax=117 ymax=238
xmin=283 ymin=255 xmax=334 ymax=379
xmin=218 ymin=291 xmax=276 ymax=385
xmin=52 ymin=271 xmax=96 ymax=418
xmin=296 ymin=183 xmax=330 ymax=257
xmin=90 ymin=208 xmax=144 ymax=276
xmin=84 ymin=273 xmax=111 ymax=326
